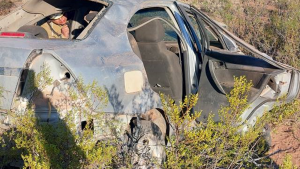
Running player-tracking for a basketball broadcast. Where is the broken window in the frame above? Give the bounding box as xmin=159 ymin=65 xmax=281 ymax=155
xmin=0 ymin=0 xmax=108 ymax=40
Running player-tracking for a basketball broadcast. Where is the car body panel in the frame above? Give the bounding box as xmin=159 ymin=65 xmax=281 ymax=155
xmin=0 ymin=47 xmax=33 ymax=110
xmin=0 ymin=0 xmax=176 ymax=115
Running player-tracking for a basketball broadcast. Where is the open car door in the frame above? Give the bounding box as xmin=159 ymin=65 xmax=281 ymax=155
xmin=176 ymin=3 xmax=300 ymax=125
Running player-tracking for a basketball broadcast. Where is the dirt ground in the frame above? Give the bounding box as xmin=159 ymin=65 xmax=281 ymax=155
xmin=269 ymin=116 xmax=300 ymax=168
xmin=0 ymin=0 xmax=22 ymax=18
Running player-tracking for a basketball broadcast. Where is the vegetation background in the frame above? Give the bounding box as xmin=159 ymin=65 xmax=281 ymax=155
xmin=0 ymin=0 xmax=300 ymax=168
xmin=183 ymin=0 xmax=300 ymax=166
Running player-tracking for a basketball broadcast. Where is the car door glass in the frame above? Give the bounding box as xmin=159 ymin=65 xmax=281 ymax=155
xmin=203 ymin=22 xmax=224 ymax=49
xmin=175 ymin=5 xmax=205 ymax=53
xmin=190 ymin=9 xmax=224 ymax=50
xmin=188 ymin=15 xmax=202 ymax=43
xmin=204 ymin=24 xmax=218 ymax=41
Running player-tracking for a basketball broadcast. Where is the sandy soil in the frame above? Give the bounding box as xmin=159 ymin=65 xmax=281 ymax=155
xmin=269 ymin=117 xmax=300 ymax=168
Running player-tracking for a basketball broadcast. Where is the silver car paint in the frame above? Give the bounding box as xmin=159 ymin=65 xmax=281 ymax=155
xmin=0 ymin=0 xmax=177 ymax=115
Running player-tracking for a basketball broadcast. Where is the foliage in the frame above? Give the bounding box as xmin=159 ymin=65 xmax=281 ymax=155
xmin=195 ymin=0 xmax=300 ymax=69
xmin=281 ymin=155 xmax=297 ymax=169
xmin=268 ymin=97 xmax=300 ymax=125
xmin=162 ymin=76 xmax=298 ymax=168
xmin=1 ymin=70 xmax=299 ymax=168
xmin=0 ymin=64 xmax=118 ymax=168
xmin=0 ymin=0 xmax=299 ymax=168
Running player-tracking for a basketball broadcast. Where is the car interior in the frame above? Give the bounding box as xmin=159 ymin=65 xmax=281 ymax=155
xmin=127 ymin=6 xmax=283 ymax=121
xmin=128 ymin=8 xmax=184 ymax=103
xmin=0 ymin=0 xmax=107 ymax=40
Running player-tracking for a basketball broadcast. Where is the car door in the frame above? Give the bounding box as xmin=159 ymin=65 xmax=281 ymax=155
xmin=175 ymin=2 xmax=300 ymax=124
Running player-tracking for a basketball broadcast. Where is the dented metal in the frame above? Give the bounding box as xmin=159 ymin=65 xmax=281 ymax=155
xmin=0 ymin=0 xmax=299 ymax=134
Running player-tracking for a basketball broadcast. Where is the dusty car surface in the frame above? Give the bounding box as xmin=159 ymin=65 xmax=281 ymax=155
xmin=0 ymin=0 xmax=300 ymax=163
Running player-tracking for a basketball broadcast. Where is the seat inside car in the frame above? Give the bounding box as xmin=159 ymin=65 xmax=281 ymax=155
xmin=18 ymin=25 xmax=48 ymax=39
xmin=135 ymin=18 xmax=182 ymax=102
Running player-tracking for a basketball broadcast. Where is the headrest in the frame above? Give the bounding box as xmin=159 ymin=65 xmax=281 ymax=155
xmin=85 ymin=12 xmax=98 ymax=22
xmin=135 ymin=18 xmax=165 ymax=43
xmin=18 ymin=25 xmax=48 ymax=39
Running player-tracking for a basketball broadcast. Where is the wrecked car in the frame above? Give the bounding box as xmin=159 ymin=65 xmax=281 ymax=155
xmin=0 ymin=0 xmax=300 ymax=163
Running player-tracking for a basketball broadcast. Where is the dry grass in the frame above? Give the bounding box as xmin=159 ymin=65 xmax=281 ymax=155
xmin=190 ymin=0 xmax=300 ymax=69
xmin=183 ymin=0 xmax=300 ymax=167
xmin=0 ymin=0 xmax=14 ymax=16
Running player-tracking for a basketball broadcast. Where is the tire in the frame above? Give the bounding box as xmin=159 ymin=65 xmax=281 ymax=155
xmin=123 ymin=119 xmax=166 ymax=168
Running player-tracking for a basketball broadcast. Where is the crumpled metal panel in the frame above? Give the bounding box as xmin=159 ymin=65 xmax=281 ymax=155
xmin=0 ymin=47 xmax=33 ymax=110
xmin=0 ymin=0 xmax=174 ymax=114
xmin=51 ymin=0 xmax=174 ymax=114
xmin=0 ymin=77 xmax=19 ymax=110
xmin=0 ymin=47 xmax=32 ymax=68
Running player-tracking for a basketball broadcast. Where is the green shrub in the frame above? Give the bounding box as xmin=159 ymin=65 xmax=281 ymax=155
xmin=162 ymin=76 xmax=298 ymax=168
xmin=1 ymin=70 xmax=299 ymax=168
xmin=1 ymin=0 xmax=299 ymax=167
xmin=268 ymin=98 xmax=300 ymax=125
xmin=0 ymin=64 xmax=117 ymax=168
xmin=281 ymin=155 xmax=297 ymax=169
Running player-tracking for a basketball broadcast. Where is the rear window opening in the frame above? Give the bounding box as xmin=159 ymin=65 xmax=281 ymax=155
xmin=0 ymin=0 xmax=109 ymax=40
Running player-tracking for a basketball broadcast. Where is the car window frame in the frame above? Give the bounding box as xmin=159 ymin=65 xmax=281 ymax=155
xmin=175 ymin=4 xmax=203 ymax=53
xmin=75 ymin=3 xmax=110 ymax=40
xmin=173 ymin=6 xmax=204 ymax=94
xmin=128 ymin=7 xmax=180 ymax=42
xmin=127 ymin=6 xmax=196 ymax=99
xmin=190 ymin=6 xmax=230 ymax=51
xmin=174 ymin=3 xmax=208 ymax=63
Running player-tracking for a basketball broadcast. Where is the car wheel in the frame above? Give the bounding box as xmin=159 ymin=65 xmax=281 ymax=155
xmin=122 ymin=119 xmax=166 ymax=168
